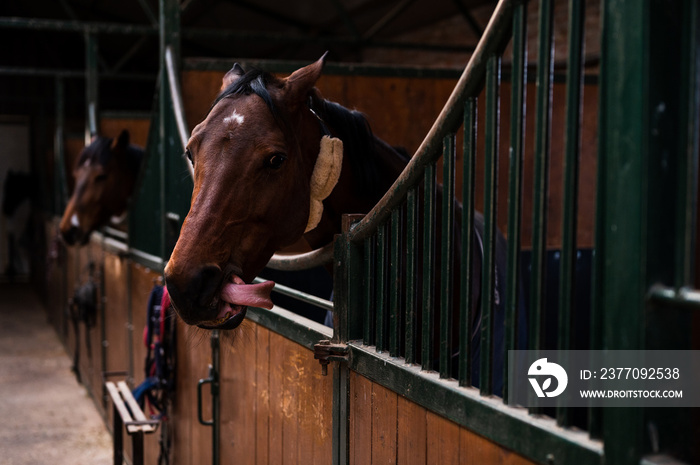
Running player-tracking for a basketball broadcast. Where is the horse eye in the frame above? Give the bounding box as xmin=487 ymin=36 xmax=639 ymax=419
xmin=185 ymin=149 xmax=193 ymax=165
xmin=95 ymin=174 xmax=107 ymax=182
xmin=266 ymin=153 xmax=287 ymax=169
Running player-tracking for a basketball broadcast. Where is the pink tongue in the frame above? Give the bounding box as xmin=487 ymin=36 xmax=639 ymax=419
xmin=220 ymin=280 xmax=275 ymax=309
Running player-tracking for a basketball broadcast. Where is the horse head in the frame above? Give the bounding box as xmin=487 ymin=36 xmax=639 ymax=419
xmin=59 ymin=130 xmax=143 ymax=245
xmin=164 ymin=56 xmax=335 ymax=330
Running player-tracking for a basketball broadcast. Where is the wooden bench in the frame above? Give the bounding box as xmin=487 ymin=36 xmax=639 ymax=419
xmin=105 ymin=380 xmax=159 ymax=465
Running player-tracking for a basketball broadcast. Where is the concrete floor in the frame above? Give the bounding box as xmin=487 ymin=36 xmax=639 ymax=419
xmin=0 ymin=283 xmax=112 ymax=465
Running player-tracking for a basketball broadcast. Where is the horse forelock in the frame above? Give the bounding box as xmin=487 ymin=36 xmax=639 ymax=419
xmin=77 ymin=137 xmax=111 ymax=168
xmin=212 ymin=69 xmax=279 ymax=119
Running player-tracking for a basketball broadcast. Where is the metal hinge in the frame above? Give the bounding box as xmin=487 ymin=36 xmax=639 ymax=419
xmin=313 ymin=340 xmax=350 ymax=376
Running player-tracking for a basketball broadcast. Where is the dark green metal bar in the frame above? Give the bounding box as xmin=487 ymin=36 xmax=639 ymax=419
xmin=183 ymin=58 xmax=464 ymax=79
xmin=252 ymin=277 xmax=333 ymax=311
xmin=559 ymin=0 xmax=585 ymax=353
xmin=421 ymin=163 xmax=437 ymax=371
xmin=333 ymin=234 xmax=350 ymax=344
xmin=676 ymin=0 xmax=700 ymax=288
xmin=0 ymin=16 xmax=158 ymax=34
xmin=459 ymin=98 xmax=477 ymax=387
xmin=503 ymin=0 xmax=527 ymax=403
xmin=405 ymin=188 xmax=418 ymax=365
xmin=375 ymin=222 xmax=388 ymax=353
xmin=440 ymin=134 xmax=456 ymax=379
xmin=84 ymin=32 xmax=99 ymax=138
xmin=595 ymin=0 xmax=651 ymax=460
xmin=0 ymin=66 xmax=153 ymax=80
xmin=389 ymin=208 xmax=401 ymax=357
xmin=344 ymin=229 xmax=366 ymax=342
xmin=557 ymin=0 xmax=585 ymax=428
xmin=363 ymin=236 xmax=374 ymax=346
xmin=54 ymin=77 xmax=68 ymax=214
xmin=648 ymin=285 xmax=700 ymax=310
xmin=529 ymin=0 xmax=554 ymax=354
xmin=479 ymin=55 xmax=500 ymax=397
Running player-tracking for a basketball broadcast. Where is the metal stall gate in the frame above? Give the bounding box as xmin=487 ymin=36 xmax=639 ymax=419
xmin=326 ymin=0 xmax=699 ymax=464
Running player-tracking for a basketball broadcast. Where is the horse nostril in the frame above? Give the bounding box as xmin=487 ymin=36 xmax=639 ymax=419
xmin=60 ymin=227 xmax=79 ymax=246
xmin=165 ymin=264 xmax=223 ymax=324
xmin=192 ymin=265 xmax=224 ymax=308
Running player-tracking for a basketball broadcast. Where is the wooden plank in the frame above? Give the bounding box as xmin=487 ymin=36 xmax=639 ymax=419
xmin=220 ymin=319 xmax=257 ymax=465
xmin=281 ymin=337 xmax=300 ymax=464
xmin=255 ymin=325 xmax=270 ymax=465
xmin=349 ymin=371 xmax=372 ymax=465
xmin=296 ymin=334 xmax=333 ymax=465
xmin=397 ymin=396 xmax=427 ymax=465
xmin=190 ymin=333 xmax=213 ymax=465
xmin=172 ymin=319 xmax=197 ymax=465
xmin=268 ymin=331 xmax=285 ymax=464
xmin=297 ymin=336 xmax=317 ymax=465
xmin=117 ymin=381 xmax=157 ymax=433
xmin=105 ymin=381 xmax=138 ymax=434
xmin=459 ymin=425 xmax=538 ymax=465
xmin=371 ymin=382 xmax=398 ymax=465
xmin=426 ymin=411 xmax=461 ymax=465
xmin=311 ymin=353 xmax=333 ymax=465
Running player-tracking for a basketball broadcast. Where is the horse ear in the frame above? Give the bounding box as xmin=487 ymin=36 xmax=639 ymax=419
xmin=111 ymin=130 xmax=130 ymax=151
xmin=221 ymin=63 xmax=245 ymax=91
xmin=284 ymin=52 xmax=328 ymax=106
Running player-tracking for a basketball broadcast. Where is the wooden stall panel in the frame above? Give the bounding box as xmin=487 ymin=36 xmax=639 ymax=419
xmin=103 ymin=252 xmax=130 ymax=375
xmin=83 ymin=240 xmax=105 ymax=411
xmin=173 ymin=320 xmax=214 ymax=465
xmin=45 ymin=221 xmax=67 ymax=341
xmin=218 ymin=323 xmax=333 ymax=465
xmin=129 ymin=261 xmax=163 ymax=465
xmin=349 ymin=372 xmax=538 ymax=465
xmin=397 ymin=397 xmax=427 ymax=465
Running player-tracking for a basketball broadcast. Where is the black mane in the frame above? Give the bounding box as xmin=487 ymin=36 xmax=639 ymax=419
xmin=77 ymin=136 xmax=143 ymax=174
xmin=78 ymin=136 xmax=112 ymax=167
xmin=310 ymin=96 xmax=384 ymax=198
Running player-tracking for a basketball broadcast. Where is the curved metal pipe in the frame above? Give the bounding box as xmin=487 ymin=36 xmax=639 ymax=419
xmin=165 ymin=46 xmax=194 ymax=178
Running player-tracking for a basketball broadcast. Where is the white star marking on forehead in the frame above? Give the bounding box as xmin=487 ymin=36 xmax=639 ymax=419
xmin=223 ymin=109 xmax=244 ymax=126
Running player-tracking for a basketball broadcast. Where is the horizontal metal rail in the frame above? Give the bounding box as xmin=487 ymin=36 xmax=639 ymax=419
xmin=347 ymin=0 xmax=514 ymax=243
xmin=0 ymin=16 xmax=474 ymax=54
xmin=648 ymin=284 xmax=700 ymax=310
xmin=253 ymin=277 xmax=333 ymax=312
xmin=0 ymin=16 xmax=158 ymax=34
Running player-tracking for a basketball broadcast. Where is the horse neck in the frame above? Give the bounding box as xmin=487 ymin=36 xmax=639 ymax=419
xmin=303 ymin=128 xmax=408 ymax=249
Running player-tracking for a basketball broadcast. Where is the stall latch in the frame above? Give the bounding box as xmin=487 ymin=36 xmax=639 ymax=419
xmin=313 ymin=340 xmax=349 ymax=376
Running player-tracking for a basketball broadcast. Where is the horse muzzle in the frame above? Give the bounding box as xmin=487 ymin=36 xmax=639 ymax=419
xmin=164 ymin=263 xmax=275 ymax=330
xmin=59 ymin=226 xmax=90 ymax=246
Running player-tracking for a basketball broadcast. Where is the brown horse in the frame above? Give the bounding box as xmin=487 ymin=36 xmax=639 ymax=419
xmin=59 ymin=130 xmax=144 ymax=245
xmin=164 ymin=55 xmax=409 ymax=329
xmin=165 ymin=55 xmax=520 ymax=394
